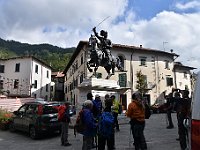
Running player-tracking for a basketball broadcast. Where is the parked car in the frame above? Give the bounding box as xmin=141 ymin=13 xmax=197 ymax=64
xmin=9 ymin=101 xmax=62 ymax=139
xmin=187 ymin=72 xmax=200 ymax=149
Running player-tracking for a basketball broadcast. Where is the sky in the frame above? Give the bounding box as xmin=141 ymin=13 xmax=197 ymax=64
xmin=0 ymin=0 xmax=200 ymax=72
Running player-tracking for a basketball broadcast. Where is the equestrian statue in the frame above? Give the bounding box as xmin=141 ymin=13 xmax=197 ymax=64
xmin=87 ymin=27 xmax=123 ymax=79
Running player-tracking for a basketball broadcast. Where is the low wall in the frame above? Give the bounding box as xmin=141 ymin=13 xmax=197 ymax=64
xmin=0 ymin=98 xmax=35 ymax=112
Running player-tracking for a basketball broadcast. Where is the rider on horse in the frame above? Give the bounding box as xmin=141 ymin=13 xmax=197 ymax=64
xmin=92 ymin=27 xmax=113 ymax=66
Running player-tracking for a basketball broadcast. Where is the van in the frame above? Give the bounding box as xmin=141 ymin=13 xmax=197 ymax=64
xmin=188 ymin=72 xmax=200 ymax=149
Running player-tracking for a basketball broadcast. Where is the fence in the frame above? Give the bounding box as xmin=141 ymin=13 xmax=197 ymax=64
xmin=0 ymin=97 xmax=35 ymax=112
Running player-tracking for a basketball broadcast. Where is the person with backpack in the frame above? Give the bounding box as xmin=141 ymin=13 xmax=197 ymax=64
xmin=110 ymin=95 xmax=120 ymax=131
xmin=93 ymin=94 xmax=103 ymax=119
xmin=81 ymin=100 xmax=97 ymax=150
xmin=126 ymin=92 xmax=147 ymax=150
xmin=58 ymin=102 xmax=71 ymax=147
xmin=86 ymin=92 xmax=98 ymax=148
xmin=98 ymin=96 xmax=115 ymax=150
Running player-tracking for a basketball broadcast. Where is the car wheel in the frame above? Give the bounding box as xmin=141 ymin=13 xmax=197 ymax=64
xmin=29 ymin=126 xmax=38 ymax=139
xmin=9 ymin=122 xmax=15 ymax=132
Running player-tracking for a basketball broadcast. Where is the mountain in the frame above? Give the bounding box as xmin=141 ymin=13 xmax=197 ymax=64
xmin=0 ymin=38 xmax=75 ymax=71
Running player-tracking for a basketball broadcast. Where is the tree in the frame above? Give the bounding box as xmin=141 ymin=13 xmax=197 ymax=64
xmin=135 ymin=70 xmax=148 ymax=96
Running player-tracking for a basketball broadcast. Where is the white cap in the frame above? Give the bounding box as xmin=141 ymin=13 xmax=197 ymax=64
xmin=83 ymin=100 xmax=93 ymax=107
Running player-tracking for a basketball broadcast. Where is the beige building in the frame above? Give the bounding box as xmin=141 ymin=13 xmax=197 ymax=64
xmin=63 ymin=41 xmax=195 ymax=109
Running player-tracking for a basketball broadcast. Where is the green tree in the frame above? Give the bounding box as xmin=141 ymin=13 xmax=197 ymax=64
xmin=135 ymin=70 xmax=148 ymax=96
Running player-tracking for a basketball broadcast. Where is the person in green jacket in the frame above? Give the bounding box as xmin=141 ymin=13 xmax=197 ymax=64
xmin=111 ymin=95 xmax=120 ymax=131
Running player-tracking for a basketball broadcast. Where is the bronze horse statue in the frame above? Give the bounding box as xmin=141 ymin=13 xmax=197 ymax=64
xmin=87 ymin=34 xmax=123 ymax=79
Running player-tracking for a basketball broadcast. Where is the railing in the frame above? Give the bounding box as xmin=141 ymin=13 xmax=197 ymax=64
xmin=0 ymin=97 xmax=35 ymax=112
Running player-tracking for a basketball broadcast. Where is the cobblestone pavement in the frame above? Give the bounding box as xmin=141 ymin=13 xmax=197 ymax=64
xmin=0 ymin=113 xmax=181 ymax=150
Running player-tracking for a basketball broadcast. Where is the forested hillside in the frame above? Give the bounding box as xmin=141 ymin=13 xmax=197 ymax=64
xmin=0 ymin=38 xmax=75 ymax=71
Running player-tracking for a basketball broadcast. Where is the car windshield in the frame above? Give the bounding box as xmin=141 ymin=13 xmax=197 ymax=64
xmin=43 ymin=104 xmax=58 ymax=114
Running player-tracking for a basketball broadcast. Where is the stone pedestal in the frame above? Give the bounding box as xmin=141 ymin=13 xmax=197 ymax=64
xmin=77 ymin=77 xmax=130 ymax=107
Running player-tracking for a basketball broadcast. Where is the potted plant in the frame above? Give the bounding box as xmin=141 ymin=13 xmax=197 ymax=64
xmin=0 ymin=108 xmax=13 ymax=130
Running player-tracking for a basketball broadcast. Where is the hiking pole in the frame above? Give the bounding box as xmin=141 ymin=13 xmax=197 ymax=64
xmin=95 ymin=134 xmax=97 ymax=150
xmin=129 ymin=123 xmax=132 ymax=147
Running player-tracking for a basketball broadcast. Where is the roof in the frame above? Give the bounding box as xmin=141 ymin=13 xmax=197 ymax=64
xmin=0 ymin=56 xmax=53 ymax=70
xmin=174 ymin=62 xmax=196 ymax=70
xmin=63 ymin=40 xmax=179 ymax=74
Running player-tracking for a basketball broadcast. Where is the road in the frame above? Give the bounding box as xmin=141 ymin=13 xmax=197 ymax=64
xmin=0 ymin=113 xmax=181 ymax=150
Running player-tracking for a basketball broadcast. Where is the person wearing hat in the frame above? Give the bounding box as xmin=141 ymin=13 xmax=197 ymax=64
xmin=82 ymin=100 xmax=97 ymax=150
xmin=126 ymin=92 xmax=147 ymax=150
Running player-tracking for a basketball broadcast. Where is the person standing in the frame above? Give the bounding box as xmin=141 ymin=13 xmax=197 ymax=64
xmin=126 ymin=92 xmax=147 ymax=150
xmin=165 ymin=93 xmax=174 ymax=129
xmin=59 ymin=102 xmax=71 ymax=146
xmin=176 ymin=90 xmax=191 ymax=150
xmin=111 ymin=95 xmax=120 ymax=131
xmin=98 ymin=98 xmax=115 ymax=150
xmin=81 ymin=100 xmax=97 ymax=150
xmin=93 ymin=94 xmax=103 ymax=119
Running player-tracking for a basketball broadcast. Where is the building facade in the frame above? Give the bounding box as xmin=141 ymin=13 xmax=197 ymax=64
xmin=0 ymin=56 xmax=52 ymax=100
xmin=63 ymin=41 xmax=195 ymax=108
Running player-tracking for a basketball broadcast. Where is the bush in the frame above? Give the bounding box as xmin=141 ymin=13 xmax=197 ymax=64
xmin=0 ymin=108 xmax=13 ymax=130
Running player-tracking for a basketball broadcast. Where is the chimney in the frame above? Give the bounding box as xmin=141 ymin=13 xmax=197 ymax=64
xmin=140 ymin=45 xmax=142 ymax=48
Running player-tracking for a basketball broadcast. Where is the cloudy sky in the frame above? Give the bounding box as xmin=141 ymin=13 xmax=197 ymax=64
xmin=0 ymin=0 xmax=200 ymax=72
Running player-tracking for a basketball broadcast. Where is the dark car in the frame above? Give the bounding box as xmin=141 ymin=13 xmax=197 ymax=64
xmin=9 ymin=101 xmax=61 ymax=139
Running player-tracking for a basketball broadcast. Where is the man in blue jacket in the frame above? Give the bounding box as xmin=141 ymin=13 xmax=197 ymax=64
xmin=82 ymin=100 xmax=97 ymax=150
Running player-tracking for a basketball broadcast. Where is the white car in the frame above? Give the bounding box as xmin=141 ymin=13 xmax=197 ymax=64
xmin=188 ymin=72 xmax=200 ymax=149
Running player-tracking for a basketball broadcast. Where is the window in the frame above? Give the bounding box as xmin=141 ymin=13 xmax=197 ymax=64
xmin=47 ymin=70 xmax=49 ymax=78
xmin=184 ymin=72 xmax=187 ymax=78
xmin=46 ymin=84 xmax=49 ymax=92
xmin=0 ymin=80 xmax=3 ymax=89
xmin=51 ymin=86 xmax=53 ymax=91
xmin=139 ymin=57 xmax=147 ymax=66
xmin=65 ymin=87 xmax=67 ymax=93
xmin=166 ymin=77 xmax=173 ymax=86
xmin=75 ymin=61 xmax=78 ymax=70
xmin=117 ymin=55 xmax=125 ymax=70
xmin=81 ymin=54 xmax=84 ymax=65
xmin=15 ymin=63 xmax=20 ymax=72
xmin=0 ymin=65 xmax=5 ymax=73
xmin=34 ymin=80 xmax=37 ymax=89
xmin=14 ymin=79 xmax=19 ymax=89
xmin=143 ymin=75 xmax=148 ymax=86
xmin=165 ymin=60 xmax=169 ymax=69
xmin=80 ymin=74 xmax=84 ymax=84
xmin=35 ymin=65 xmax=38 ymax=73
xmin=185 ymin=85 xmax=189 ymax=90
xmin=18 ymin=105 xmax=28 ymax=114
xmin=119 ymin=73 xmax=127 ymax=87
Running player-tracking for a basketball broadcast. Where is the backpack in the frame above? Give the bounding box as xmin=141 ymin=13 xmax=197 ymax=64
xmin=74 ymin=109 xmax=85 ymax=134
xmin=98 ymin=112 xmax=114 ymax=138
xmin=145 ymin=104 xmax=151 ymax=119
xmin=58 ymin=105 xmax=66 ymax=122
